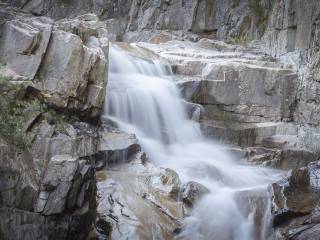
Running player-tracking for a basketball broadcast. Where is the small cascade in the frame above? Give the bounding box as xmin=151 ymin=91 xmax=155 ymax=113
xmin=103 ymin=44 xmax=283 ymax=240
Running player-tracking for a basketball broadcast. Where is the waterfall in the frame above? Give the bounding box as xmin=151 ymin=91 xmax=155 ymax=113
xmin=103 ymin=44 xmax=282 ymax=240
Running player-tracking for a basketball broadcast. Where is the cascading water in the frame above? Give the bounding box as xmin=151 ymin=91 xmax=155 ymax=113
xmin=103 ymin=44 xmax=283 ymax=240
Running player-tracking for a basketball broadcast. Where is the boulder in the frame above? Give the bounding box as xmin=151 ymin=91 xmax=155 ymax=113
xmin=270 ymin=161 xmax=320 ymax=239
xmin=181 ymin=181 xmax=209 ymax=207
xmin=95 ymin=151 xmax=183 ymax=240
xmin=97 ymin=125 xmax=141 ymax=167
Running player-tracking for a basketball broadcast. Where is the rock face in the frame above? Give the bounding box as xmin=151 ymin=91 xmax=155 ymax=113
xmin=0 ymin=6 xmax=108 ymax=240
xmin=94 ymin=128 xmax=183 ymax=239
xmin=270 ymin=161 xmax=320 ymax=240
xmin=0 ymin=5 xmax=108 ymax=118
xmin=0 ymin=134 xmax=97 ymax=239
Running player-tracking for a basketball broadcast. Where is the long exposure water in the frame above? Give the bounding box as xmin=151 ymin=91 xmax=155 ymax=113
xmin=103 ymin=44 xmax=283 ymax=240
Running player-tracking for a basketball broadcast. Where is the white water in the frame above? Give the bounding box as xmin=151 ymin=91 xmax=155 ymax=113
xmin=104 ymin=44 xmax=283 ymax=240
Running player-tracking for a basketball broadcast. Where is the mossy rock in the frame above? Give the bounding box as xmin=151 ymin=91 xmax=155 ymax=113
xmin=0 ymin=76 xmax=45 ymax=149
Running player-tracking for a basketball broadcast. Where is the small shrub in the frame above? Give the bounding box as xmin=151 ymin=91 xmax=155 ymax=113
xmin=235 ymin=33 xmax=250 ymax=47
xmin=46 ymin=108 xmax=78 ymax=134
xmin=0 ymin=76 xmax=45 ymax=148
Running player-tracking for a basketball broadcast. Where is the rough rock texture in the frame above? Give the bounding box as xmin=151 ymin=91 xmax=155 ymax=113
xmin=0 ymin=6 xmax=108 ymax=240
xmin=94 ymin=128 xmax=183 ymax=239
xmin=181 ymin=181 xmax=209 ymax=208
xmin=98 ymin=124 xmax=141 ymax=166
xmin=0 ymin=125 xmax=98 ymax=240
xmin=0 ymin=5 xmax=108 ymax=118
xmin=270 ymin=161 xmax=320 ymax=240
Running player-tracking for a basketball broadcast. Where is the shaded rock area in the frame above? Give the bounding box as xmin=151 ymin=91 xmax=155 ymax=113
xmin=270 ymin=161 xmax=320 ymax=240
xmin=0 ymin=122 xmax=98 ymax=240
xmin=0 ymin=5 xmax=108 ymax=240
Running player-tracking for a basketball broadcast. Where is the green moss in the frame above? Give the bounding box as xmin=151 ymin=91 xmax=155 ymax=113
xmin=0 ymin=76 xmax=45 ymax=148
xmin=235 ymin=33 xmax=250 ymax=47
xmin=46 ymin=108 xmax=79 ymax=134
xmin=0 ymin=61 xmax=5 ymax=66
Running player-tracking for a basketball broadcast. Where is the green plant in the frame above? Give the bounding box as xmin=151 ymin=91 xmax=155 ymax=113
xmin=235 ymin=33 xmax=250 ymax=47
xmin=46 ymin=108 xmax=78 ymax=134
xmin=0 ymin=59 xmax=6 ymax=67
xmin=0 ymin=76 xmax=44 ymax=148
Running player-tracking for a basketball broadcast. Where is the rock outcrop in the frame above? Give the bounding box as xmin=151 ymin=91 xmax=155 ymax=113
xmin=0 ymin=5 xmax=108 ymax=240
xmin=0 ymin=5 xmax=108 ymax=118
xmin=270 ymin=161 xmax=320 ymax=239
xmin=94 ymin=126 xmax=184 ymax=239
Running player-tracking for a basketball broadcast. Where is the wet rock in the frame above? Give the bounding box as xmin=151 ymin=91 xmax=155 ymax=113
xmin=181 ymin=181 xmax=209 ymax=207
xmin=95 ymin=151 xmax=183 ymax=240
xmin=271 ymin=161 xmax=320 ymax=239
xmin=177 ymin=66 xmax=297 ymax=123
xmin=200 ymin=121 xmax=285 ymax=147
xmin=280 ymin=148 xmax=318 ymax=171
xmin=150 ymin=168 xmax=181 ymax=198
xmin=235 ymin=188 xmax=272 ymax=240
xmin=245 ymin=147 xmax=282 ymax=167
xmin=99 ymin=127 xmax=140 ymax=153
xmin=98 ymin=126 xmax=141 ymax=166
xmin=183 ymin=100 xmax=203 ymax=122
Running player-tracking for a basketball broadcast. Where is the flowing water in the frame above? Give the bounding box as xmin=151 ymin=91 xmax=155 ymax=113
xmin=103 ymin=44 xmax=283 ymax=240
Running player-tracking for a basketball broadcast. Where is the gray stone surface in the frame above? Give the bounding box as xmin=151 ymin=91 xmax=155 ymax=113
xmin=0 ymin=7 xmax=53 ymax=80
xmin=0 ymin=7 xmax=108 ymax=117
xmin=95 ymin=151 xmax=183 ymax=240
xmin=0 ymin=6 xmax=105 ymax=240
xmin=0 ymin=140 xmax=38 ymax=211
xmin=270 ymin=161 xmax=320 ymax=239
xmin=181 ymin=181 xmax=209 ymax=208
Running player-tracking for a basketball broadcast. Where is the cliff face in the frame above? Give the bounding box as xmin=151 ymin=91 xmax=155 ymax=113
xmin=0 ymin=4 xmax=108 ymax=239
